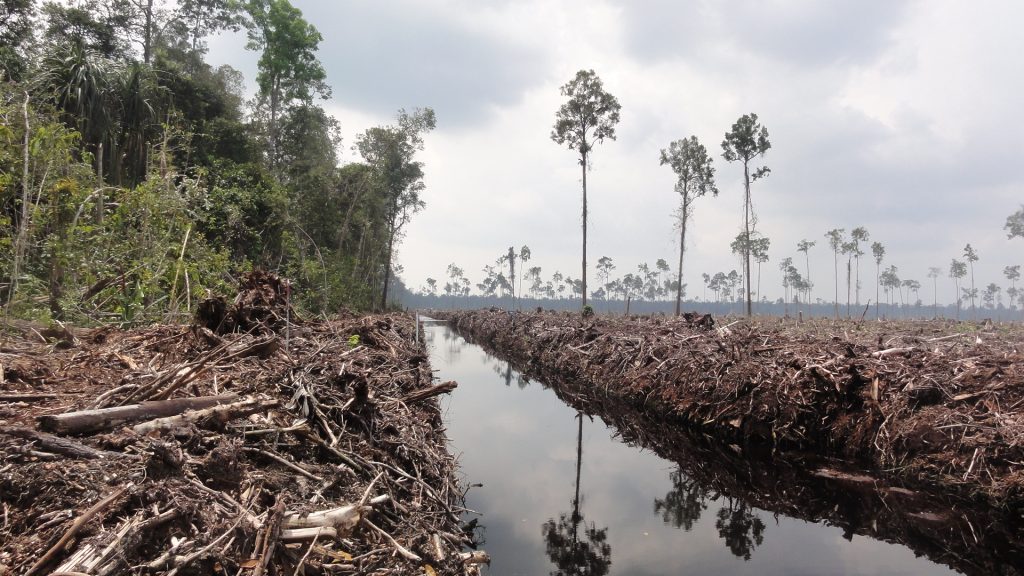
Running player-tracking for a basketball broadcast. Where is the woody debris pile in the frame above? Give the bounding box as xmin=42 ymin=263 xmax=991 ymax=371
xmin=0 ymin=273 xmax=482 ymax=575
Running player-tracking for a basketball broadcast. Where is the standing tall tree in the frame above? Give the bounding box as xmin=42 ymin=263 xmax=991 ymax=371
xmin=518 ymin=245 xmax=531 ymax=308
xmin=871 ymin=241 xmax=885 ymax=319
xmin=0 ymin=0 xmax=35 ymax=79
xmin=175 ymin=0 xmax=243 ymax=56
xmin=825 ymin=229 xmax=845 ymax=319
xmin=751 ymin=235 xmax=770 ymax=305
xmin=927 ymin=267 xmax=942 ymax=318
xmin=357 ymin=108 xmax=437 ymax=310
xmin=721 ymin=114 xmax=770 ymax=317
xmin=244 ymin=0 xmax=329 ymax=170
xmin=660 ymin=136 xmax=718 ymax=315
xmin=850 ymin=227 xmax=869 ymax=305
xmin=963 ymin=244 xmax=979 ymax=318
xmin=1005 ymin=265 xmax=1020 ymax=296
xmin=841 ymin=239 xmax=856 ymax=317
xmin=1006 ymin=205 xmax=1024 ymax=239
xmin=796 ymin=239 xmax=815 ymax=303
xmin=551 ymin=69 xmax=621 ymax=309
xmin=1006 ymin=265 xmax=1022 ymax=320
xmin=949 ymin=259 xmax=967 ymax=320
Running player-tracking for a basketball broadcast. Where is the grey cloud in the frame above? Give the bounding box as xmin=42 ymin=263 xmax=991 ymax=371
xmin=618 ymin=0 xmax=914 ymax=68
xmin=295 ymin=1 xmax=548 ymax=127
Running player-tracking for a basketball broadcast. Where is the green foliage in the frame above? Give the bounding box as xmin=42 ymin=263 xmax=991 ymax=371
xmin=1006 ymin=205 xmax=1024 ymax=240
xmin=356 ymin=107 xmax=437 ymax=309
xmin=1 ymin=1 xmax=431 ymax=324
xmin=551 ymin=69 xmax=621 ymax=156
xmin=0 ymin=0 xmax=35 ymax=80
xmin=347 ymin=334 xmax=360 ymax=347
xmin=195 ymin=159 xmax=287 ymax=264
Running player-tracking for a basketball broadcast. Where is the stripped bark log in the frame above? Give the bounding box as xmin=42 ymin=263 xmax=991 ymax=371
xmin=37 ymin=394 xmax=239 ymax=435
xmin=132 ymin=398 xmax=278 ymax=434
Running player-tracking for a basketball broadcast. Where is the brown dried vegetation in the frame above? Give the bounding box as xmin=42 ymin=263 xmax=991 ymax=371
xmin=444 ymin=310 xmax=1024 ymax=507
xmin=0 ymin=275 xmax=475 ymax=575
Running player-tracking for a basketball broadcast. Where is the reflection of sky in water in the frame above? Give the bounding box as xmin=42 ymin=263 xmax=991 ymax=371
xmin=423 ymin=323 xmax=957 ymax=576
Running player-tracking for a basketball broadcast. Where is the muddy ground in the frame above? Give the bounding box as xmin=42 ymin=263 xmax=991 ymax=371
xmin=442 ymin=310 xmax=1024 ymax=509
xmin=0 ymin=277 xmax=479 ymax=575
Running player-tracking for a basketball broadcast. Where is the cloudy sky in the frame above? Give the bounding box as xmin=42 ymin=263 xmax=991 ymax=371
xmin=210 ymin=0 xmax=1023 ymax=306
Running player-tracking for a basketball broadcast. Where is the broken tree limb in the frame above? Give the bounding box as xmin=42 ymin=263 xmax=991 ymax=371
xmin=24 ymin=484 xmax=130 ymax=576
xmin=132 ymin=398 xmax=278 ymax=434
xmin=242 ymin=446 xmax=323 ymax=482
xmin=279 ymin=526 xmax=337 ymax=542
xmin=54 ymin=508 xmax=180 ymax=576
xmin=1 ymin=427 xmax=129 ymax=460
xmin=400 ymin=380 xmax=458 ymax=405
xmin=253 ymin=500 xmax=286 ymax=576
xmin=38 ymin=394 xmax=239 ymax=435
xmin=363 ymin=518 xmax=422 ymax=562
xmin=871 ymin=347 xmax=917 ymax=358
xmin=0 ymin=392 xmax=60 ymax=402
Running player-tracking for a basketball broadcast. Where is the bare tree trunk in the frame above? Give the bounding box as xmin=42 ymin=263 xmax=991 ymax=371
xmin=379 ymin=213 xmax=397 ymax=311
xmin=580 ymin=151 xmax=588 ymax=309
xmin=875 ymin=263 xmax=880 ymax=320
xmin=675 ymin=198 xmax=688 ymax=316
xmin=833 ymin=251 xmax=839 ymax=319
xmin=846 ymin=258 xmax=851 ymax=318
xmin=8 ymin=92 xmax=31 ymax=311
xmin=743 ymin=162 xmax=752 ymax=316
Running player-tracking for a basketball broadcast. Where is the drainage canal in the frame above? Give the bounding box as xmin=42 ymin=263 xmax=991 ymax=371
xmin=424 ymin=321 xmax=959 ymax=575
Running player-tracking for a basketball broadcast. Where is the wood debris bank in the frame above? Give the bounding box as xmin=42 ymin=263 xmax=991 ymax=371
xmin=442 ymin=310 xmax=1024 ymax=508
xmin=544 ymin=371 xmax=1024 ymax=575
xmin=0 ymin=275 xmax=479 ymax=575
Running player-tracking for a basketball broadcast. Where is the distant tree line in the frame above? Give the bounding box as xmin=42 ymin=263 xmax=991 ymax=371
xmin=469 ymin=68 xmax=1023 ymax=321
xmin=1 ymin=0 xmax=435 ymax=324
xmin=412 ymin=219 xmax=1024 ymax=320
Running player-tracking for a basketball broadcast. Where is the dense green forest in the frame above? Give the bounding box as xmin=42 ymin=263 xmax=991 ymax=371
xmin=0 ymin=0 xmax=431 ymax=324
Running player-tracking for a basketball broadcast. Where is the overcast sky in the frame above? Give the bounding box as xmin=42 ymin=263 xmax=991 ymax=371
xmin=209 ymin=0 xmax=1023 ymax=306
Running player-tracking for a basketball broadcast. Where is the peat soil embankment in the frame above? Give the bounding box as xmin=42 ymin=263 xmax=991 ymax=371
xmin=441 ymin=309 xmax=1024 ymax=575
xmin=0 ymin=274 xmax=479 ymax=575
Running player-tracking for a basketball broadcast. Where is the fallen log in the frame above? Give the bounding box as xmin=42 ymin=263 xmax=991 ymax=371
xmin=401 ymin=380 xmax=458 ymax=404
xmin=37 ymin=394 xmax=239 ymax=435
xmin=132 ymin=398 xmax=279 ymax=434
xmin=1 ymin=427 xmax=129 ymax=460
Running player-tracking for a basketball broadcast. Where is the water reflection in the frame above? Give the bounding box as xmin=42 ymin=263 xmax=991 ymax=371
xmin=715 ymin=498 xmax=766 ymax=561
xmin=653 ymin=467 xmax=709 ymax=531
xmin=542 ymin=414 xmax=612 ymax=576
xmin=653 ymin=467 xmax=766 ymax=561
xmin=425 ymin=322 xmax=990 ymax=575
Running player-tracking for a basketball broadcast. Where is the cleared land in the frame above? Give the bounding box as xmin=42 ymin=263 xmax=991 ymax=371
xmin=0 ymin=276 xmax=479 ymax=575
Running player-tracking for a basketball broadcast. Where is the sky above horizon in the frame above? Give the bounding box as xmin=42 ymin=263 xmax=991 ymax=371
xmin=208 ymin=0 xmax=1023 ymax=306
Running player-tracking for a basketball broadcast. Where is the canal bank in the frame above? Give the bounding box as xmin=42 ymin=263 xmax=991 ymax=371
xmin=429 ymin=310 xmax=1024 ymax=574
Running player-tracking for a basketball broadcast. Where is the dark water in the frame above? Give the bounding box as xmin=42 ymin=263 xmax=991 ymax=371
xmin=423 ymin=322 xmax=959 ymax=576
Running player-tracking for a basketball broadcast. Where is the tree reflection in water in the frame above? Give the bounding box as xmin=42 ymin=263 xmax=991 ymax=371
xmin=542 ymin=413 xmax=612 ymax=576
xmin=653 ymin=467 xmax=710 ymax=531
xmin=655 ymin=467 xmax=766 ymax=561
xmin=715 ymin=498 xmax=766 ymax=561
